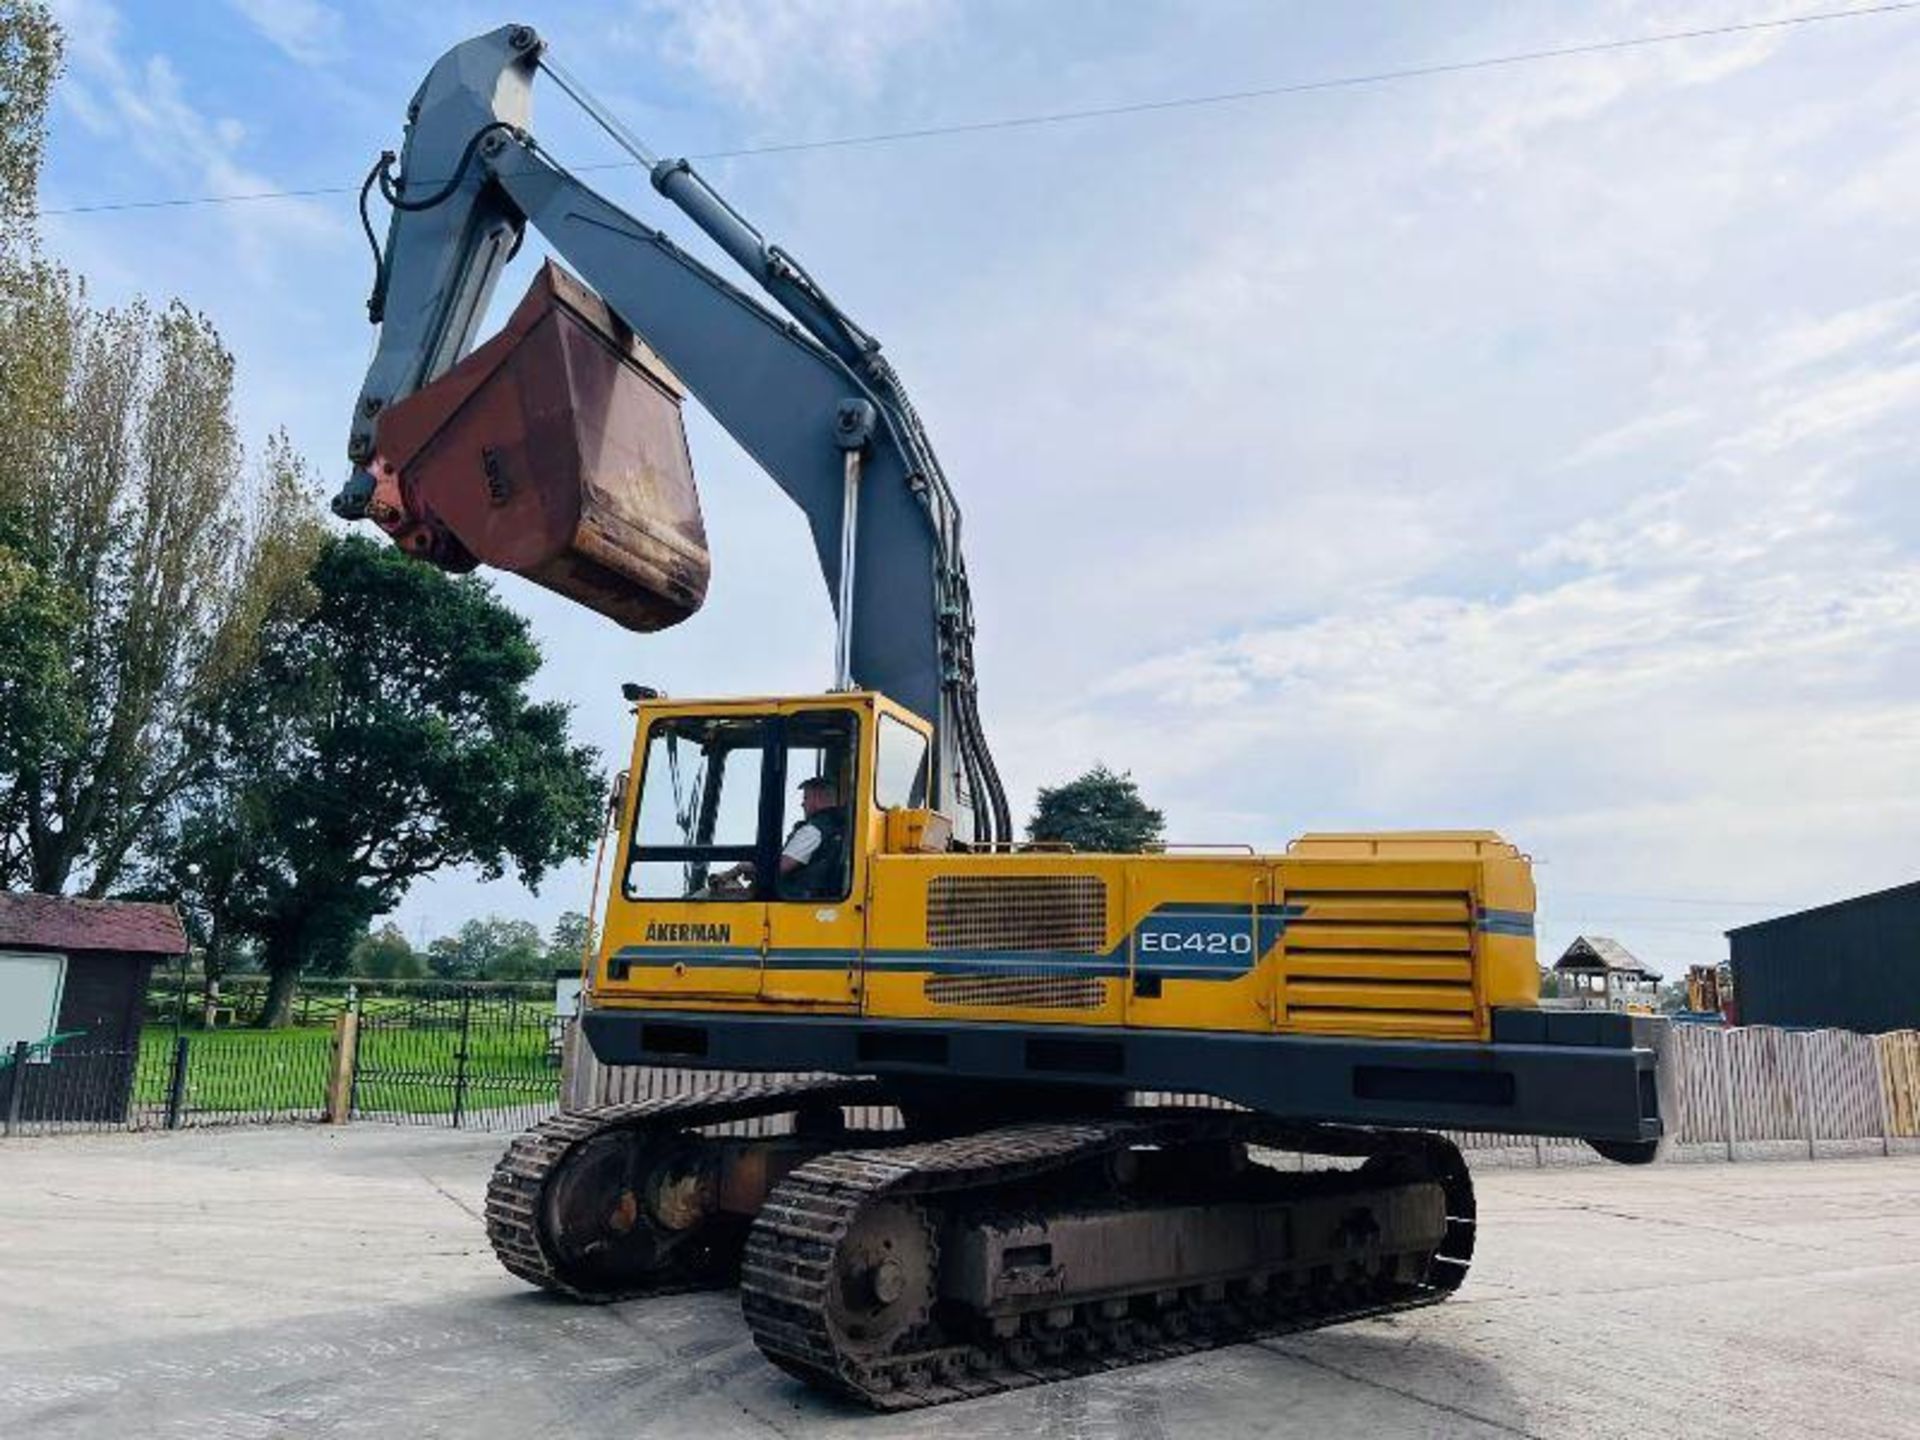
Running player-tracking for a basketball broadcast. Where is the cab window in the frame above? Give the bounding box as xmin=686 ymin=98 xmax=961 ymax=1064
xmin=874 ymin=714 xmax=930 ymax=810
xmin=773 ymin=710 xmax=857 ymax=903
xmin=623 ymin=710 xmax=857 ymax=903
xmin=626 ymin=716 xmax=765 ymax=900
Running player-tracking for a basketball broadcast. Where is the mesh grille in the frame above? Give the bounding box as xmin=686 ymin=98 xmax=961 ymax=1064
xmin=926 ymin=874 xmax=1108 ymax=952
xmin=924 ymin=970 xmax=1107 ymax=1010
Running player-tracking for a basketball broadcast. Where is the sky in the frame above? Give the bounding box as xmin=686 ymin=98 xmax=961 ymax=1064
xmin=32 ymin=0 xmax=1920 ymax=973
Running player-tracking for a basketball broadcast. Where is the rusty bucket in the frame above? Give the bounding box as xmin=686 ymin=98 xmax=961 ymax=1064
xmin=365 ymin=261 xmax=710 ymax=632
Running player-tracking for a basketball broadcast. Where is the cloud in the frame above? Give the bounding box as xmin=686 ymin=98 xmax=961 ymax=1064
xmin=45 ymin=0 xmax=340 ymax=277
xmin=1430 ymin=0 xmax=1793 ymax=166
xmin=1755 ymin=292 xmax=1920 ymax=377
xmin=929 ymin=1 xmax=1920 ymax=970
xmin=1056 ymin=274 xmax=1920 ymax=967
xmin=1556 ymin=406 xmax=1705 ymax=469
xmin=227 ymin=0 xmax=345 ymax=67
xmin=619 ymin=0 xmax=955 ymax=114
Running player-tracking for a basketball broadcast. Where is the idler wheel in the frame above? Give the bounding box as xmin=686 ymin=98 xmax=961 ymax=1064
xmin=824 ymin=1201 xmax=937 ymax=1359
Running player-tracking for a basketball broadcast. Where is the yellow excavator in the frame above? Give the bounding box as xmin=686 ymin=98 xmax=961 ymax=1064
xmin=338 ymin=25 xmax=1668 ymax=1410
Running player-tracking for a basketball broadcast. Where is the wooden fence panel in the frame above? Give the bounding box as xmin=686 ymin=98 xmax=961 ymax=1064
xmin=1805 ymin=1030 xmax=1881 ymax=1140
xmin=1879 ymin=1032 xmax=1920 ymax=1136
xmin=1667 ymin=1024 xmax=1729 ymax=1145
xmin=1726 ymin=1027 xmax=1802 ymax=1142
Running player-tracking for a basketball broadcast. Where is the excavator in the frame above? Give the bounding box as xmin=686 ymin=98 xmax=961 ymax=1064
xmin=338 ymin=25 xmax=1669 ymax=1410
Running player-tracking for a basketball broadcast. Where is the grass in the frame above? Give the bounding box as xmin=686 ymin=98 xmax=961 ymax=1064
xmin=130 ymin=1015 xmax=559 ymax=1118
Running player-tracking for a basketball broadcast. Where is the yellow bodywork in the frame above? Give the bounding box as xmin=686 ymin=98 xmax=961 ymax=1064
xmin=593 ymin=693 xmax=1537 ymax=1044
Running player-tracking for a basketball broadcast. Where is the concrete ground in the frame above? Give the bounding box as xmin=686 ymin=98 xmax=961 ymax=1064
xmin=2 ymin=1128 xmax=1917 ymax=1440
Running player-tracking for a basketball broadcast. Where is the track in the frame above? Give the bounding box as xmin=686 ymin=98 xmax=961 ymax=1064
xmin=738 ymin=1112 xmax=1474 ymax=1411
xmin=483 ymin=1077 xmax=886 ymax=1301
xmin=485 ymin=1087 xmax=1473 ymax=1411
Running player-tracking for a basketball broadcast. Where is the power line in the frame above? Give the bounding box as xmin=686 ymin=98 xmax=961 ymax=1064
xmin=1548 ymin=889 xmax=1789 ymax=909
xmin=35 ymin=2 xmax=1918 ymax=220
xmin=691 ymin=1 xmax=1920 ymax=161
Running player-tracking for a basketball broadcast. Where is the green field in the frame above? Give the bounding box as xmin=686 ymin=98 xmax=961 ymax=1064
xmin=131 ymin=1016 xmax=559 ymax=1118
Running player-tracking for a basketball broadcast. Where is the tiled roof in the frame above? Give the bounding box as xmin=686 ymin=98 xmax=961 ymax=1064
xmin=0 ymin=892 xmax=188 ymax=956
xmin=1555 ymin=934 xmax=1661 ymax=979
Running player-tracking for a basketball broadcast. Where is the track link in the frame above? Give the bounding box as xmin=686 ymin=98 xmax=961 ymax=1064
xmin=484 ymin=1077 xmax=885 ymax=1301
xmin=739 ymin=1111 xmax=1473 ymax=1410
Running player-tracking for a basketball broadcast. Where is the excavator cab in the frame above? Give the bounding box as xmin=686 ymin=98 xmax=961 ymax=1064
xmin=354 ymin=262 xmax=711 ymax=632
xmin=600 ymin=691 xmax=941 ymax=1012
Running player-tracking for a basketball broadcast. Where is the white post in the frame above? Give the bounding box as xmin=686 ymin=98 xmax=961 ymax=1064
xmin=1875 ymin=1035 xmax=1895 ymax=1158
xmin=1718 ymin=1028 xmax=1737 ymax=1162
xmin=1799 ymin=1031 xmax=1818 ymax=1161
xmin=561 ymin=1019 xmax=600 ymax=1110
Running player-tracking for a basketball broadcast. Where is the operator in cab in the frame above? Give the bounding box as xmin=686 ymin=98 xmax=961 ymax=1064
xmin=775 ymin=775 xmax=846 ymax=899
xmin=708 ymin=775 xmax=846 ymax=899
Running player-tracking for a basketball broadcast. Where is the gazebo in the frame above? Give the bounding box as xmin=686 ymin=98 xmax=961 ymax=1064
xmin=1554 ymin=935 xmax=1662 ymax=1013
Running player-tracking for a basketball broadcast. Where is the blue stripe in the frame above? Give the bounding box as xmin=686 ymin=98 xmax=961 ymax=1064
xmin=1477 ymin=908 xmax=1535 ymax=937
xmin=612 ymin=899 xmax=1538 ymax=979
xmin=613 ymin=944 xmax=760 ymax=959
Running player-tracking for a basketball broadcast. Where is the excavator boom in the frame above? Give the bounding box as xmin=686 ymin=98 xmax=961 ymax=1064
xmin=339 ymin=23 xmax=1008 ymax=843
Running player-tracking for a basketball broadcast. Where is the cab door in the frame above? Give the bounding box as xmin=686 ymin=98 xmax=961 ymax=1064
xmin=758 ymin=704 xmax=865 ymax=1009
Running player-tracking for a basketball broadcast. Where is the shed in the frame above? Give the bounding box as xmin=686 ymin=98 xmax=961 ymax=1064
xmin=1728 ymin=880 xmax=1920 ymax=1033
xmin=1553 ymin=935 xmax=1661 ymax=1012
xmin=0 ymin=893 xmax=187 ymax=1123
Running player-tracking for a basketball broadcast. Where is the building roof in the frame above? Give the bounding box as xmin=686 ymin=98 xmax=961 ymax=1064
xmin=0 ymin=892 xmax=188 ymax=957
xmin=1725 ymin=878 xmax=1920 ymax=937
xmin=1554 ymin=935 xmax=1661 ymax=980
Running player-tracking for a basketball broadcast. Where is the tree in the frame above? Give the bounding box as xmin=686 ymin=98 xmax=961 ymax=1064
xmin=546 ymin=910 xmax=596 ymax=973
xmin=0 ymin=284 xmax=326 ymax=895
xmin=0 ymin=2 xmax=61 ymax=258
xmin=167 ymin=536 xmax=602 ymax=1024
xmin=1026 ymin=764 xmax=1165 ymax=854
xmin=127 ymin=791 xmax=273 ymax=1017
xmin=0 ymin=509 xmax=80 ymax=816
xmin=428 ymin=916 xmax=548 ymax=982
xmin=0 ymin=4 xmax=75 ymax=866
xmin=0 ymin=6 xmax=321 ymax=896
xmin=350 ymin=923 xmax=426 ymax=981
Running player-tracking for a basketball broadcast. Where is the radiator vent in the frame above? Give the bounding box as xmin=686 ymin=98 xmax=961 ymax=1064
xmin=1282 ymin=890 xmax=1480 ymax=1039
xmin=924 ymin=969 xmax=1107 ymax=1010
xmin=926 ymin=874 xmax=1109 ymax=953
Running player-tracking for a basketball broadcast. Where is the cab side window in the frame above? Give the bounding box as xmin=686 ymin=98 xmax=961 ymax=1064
xmin=773 ymin=710 xmax=857 ymax=903
xmin=874 ymin=714 xmax=930 ymax=810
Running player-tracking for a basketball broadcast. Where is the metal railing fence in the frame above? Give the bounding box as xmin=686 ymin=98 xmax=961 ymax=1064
xmin=0 ymin=1030 xmax=335 ymax=1137
xmin=11 ymin=1014 xmax=1920 ymax=1161
xmin=3 ymin=987 xmax=556 ymax=1137
xmin=349 ymin=989 xmax=561 ymax=1132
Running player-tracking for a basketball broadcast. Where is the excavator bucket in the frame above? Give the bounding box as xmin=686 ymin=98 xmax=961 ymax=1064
xmin=363 ymin=261 xmax=709 ymax=631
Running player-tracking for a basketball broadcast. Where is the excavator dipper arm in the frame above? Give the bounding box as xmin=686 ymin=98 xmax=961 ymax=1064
xmin=339 ymin=24 xmax=1008 ymax=842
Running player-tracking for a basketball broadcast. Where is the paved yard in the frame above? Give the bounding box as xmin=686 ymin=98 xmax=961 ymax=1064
xmin=2 ymin=1125 xmax=1917 ymax=1439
